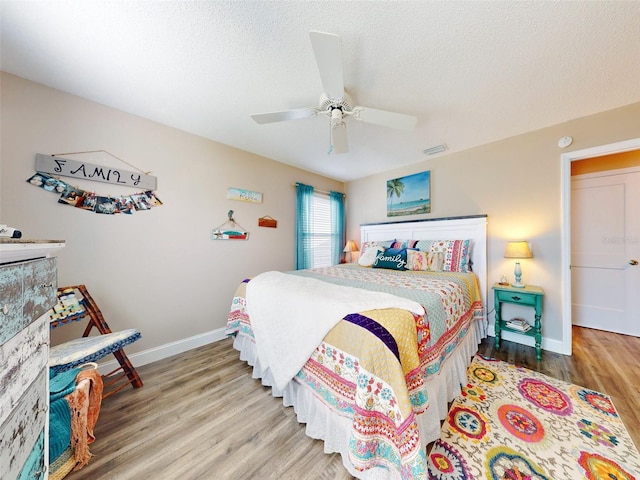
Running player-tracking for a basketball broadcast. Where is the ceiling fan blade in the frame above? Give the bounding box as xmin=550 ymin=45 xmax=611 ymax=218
xmin=309 ymin=31 xmax=345 ymax=102
xmin=352 ymin=106 xmax=417 ymax=131
xmin=331 ymin=122 xmax=348 ymax=154
xmin=250 ymin=108 xmax=318 ymax=124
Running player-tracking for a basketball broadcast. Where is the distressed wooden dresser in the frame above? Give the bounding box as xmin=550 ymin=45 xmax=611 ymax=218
xmin=0 ymin=240 xmax=65 ymax=480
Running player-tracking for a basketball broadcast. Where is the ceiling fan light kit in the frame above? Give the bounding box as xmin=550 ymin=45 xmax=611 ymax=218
xmin=330 ymin=107 xmax=344 ymax=126
xmin=250 ymin=30 xmax=418 ymax=154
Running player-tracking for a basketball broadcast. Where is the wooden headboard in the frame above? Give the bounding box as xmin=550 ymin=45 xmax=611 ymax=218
xmin=360 ymin=215 xmax=488 ymax=319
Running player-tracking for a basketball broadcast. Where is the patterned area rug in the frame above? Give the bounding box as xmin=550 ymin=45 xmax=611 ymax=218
xmin=427 ymin=354 xmax=640 ymax=479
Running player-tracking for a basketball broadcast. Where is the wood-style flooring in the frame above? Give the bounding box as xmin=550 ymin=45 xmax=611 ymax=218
xmin=65 ymin=326 xmax=640 ymax=480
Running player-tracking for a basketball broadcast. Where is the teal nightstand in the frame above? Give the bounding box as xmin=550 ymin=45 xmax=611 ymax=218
xmin=493 ymin=282 xmax=544 ymax=360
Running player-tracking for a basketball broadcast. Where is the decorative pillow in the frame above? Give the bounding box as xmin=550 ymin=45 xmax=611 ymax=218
xmin=378 ymin=239 xmax=395 ymax=249
xmin=413 ymin=239 xmax=432 ymax=252
xmin=427 ymin=239 xmax=472 ymax=272
xmin=427 ymin=251 xmax=445 ymax=271
xmin=361 ymin=240 xmax=395 ymax=255
xmin=358 ymin=245 xmax=385 ymax=267
xmin=372 ymin=247 xmax=408 ymax=270
xmin=393 ymin=239 xmax=418 ymax=249
xmin=361 ymin=241 xmax=379 ymax=255
xmin=406 ymin=250 xmax=426 ymax=271
xmin=389 ymin=239 xmax=419 ymax=249
xmin=407 ymin=250 xmax=444 ymax=271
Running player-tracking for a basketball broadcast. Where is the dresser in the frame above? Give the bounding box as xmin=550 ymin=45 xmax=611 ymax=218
xmin=0 ymin=240 xmax=65 ymax=480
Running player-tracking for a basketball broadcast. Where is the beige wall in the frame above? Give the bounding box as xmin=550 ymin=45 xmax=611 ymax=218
xmin=0 ymin=72 xmax=344 ymax=357
xmin=3 ymin=70 xmax=639 ymax=360
xmin=345 ymin=102 xmax=640 ymax=352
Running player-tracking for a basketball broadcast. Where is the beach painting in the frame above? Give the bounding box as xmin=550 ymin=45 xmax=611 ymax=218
xmin=386 ymin=170 xmax=431 ymax=217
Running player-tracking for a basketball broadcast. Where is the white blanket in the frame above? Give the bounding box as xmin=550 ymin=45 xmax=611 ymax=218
xmin=246 ymin=271 xmax=425 ymax=390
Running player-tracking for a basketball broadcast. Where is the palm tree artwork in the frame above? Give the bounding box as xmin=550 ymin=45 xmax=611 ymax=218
xmin=387 ymin=178 xmax=405 ymax=211
xmin=386 ymin=171 xmax=431 ymax=217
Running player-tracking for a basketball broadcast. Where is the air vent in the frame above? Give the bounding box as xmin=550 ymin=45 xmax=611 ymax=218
xmin=423 ymin=144 xmax=447 ymax=155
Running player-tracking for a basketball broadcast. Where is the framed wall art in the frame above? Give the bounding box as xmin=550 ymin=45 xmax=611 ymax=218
xmin=386 ymin=170 xmax=431 ymax=217
xmin=227 ymin=187 xmax=262 ymax=204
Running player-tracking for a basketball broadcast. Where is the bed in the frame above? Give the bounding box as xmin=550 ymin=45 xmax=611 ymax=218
xmin=225 ymin=215 xmax=488 ymax=479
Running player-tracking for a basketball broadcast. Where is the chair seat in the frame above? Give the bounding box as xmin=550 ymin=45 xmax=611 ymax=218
xmin=49 ymin=329 xmax=141 ymax=373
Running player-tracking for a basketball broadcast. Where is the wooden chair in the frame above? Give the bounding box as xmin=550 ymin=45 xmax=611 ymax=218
xmin=48 ymin=285 xmax=143 ymax=398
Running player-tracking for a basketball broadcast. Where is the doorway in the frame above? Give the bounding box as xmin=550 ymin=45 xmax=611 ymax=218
xmin=571 ymin=167 xmax=640 ymax=336
xmin=560 ymin=137 xmax=640 ymax=354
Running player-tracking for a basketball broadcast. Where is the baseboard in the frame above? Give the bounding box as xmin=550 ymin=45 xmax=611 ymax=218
xmin=96 ymin=327 xmax=228 ymax=375
xmin=97 ymin=322 xmax=569 ymax=376
xmin=486 ymin=324 xmax=568 ymax=356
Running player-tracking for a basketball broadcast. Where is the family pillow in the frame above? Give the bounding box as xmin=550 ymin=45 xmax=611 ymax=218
xmin=372 ymin=247 xmax=409 ymax=270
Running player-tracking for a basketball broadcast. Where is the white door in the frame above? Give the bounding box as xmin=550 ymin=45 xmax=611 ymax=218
xmin=571 ymin=169 xmax=640 ymax=336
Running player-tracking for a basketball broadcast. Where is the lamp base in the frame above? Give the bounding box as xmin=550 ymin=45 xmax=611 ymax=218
xmin=512 ymin=261 xmax=525 ymax=288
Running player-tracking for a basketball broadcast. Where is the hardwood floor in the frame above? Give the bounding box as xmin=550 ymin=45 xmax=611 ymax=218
xmin=65 ymin=327 xmax=640 ymax=479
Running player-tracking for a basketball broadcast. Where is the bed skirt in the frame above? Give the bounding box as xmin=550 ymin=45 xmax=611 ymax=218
xmin=231 ymin=320 xmax=484 ymax=479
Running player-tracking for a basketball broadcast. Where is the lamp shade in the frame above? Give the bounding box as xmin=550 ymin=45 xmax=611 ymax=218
xmin=343 ymin=240 xmax=359 ymax=253
xmin=504 ymin=241 xmax=533 ymax=259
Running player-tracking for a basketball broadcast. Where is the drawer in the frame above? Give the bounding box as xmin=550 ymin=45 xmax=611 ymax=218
xmin=495 ymin=289 xmax=538 ymax=307
xmin=0 ymin=315 xmax=48 ymax=426
xmin=0 ymin=370 xmax=47 ymax=480
xmin=23 ymin=257 xmax=57 ymax=325
xmin=0 ymin=263 xmax=25 ymax=346
xmin=18 ymin=429 xmax=45 ymax=480
xmin=0 ymin=258 xmax=57 ymax=346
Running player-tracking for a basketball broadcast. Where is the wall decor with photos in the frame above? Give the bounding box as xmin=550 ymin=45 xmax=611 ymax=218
xmin=386 ymin=170 xmax=431 ymax=217
xmin=26 ymin=152 xmax=162 ymax=215
xmin=35 ymin=153 xmax=157 ymax=189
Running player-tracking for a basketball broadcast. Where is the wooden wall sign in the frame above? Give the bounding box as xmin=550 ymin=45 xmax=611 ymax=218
xmin=35 ymin=154 xmax=157 ymax=190
xmin=258 ymin=216 xmax=277 ymax=228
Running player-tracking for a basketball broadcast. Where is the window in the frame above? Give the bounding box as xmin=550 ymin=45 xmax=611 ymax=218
xmin=311 ymin=193 xmax=332 ymax=267
xmin=295 ymin=184 xmax=345 ymax=270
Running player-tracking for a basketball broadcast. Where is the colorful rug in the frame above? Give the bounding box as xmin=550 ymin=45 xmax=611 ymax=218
xmin=427 ymin=354 xmax=640 ymax=479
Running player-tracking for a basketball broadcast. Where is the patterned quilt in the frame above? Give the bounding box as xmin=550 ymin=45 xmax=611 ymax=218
xmin=226 ymin=264 xmax=483 ymax=479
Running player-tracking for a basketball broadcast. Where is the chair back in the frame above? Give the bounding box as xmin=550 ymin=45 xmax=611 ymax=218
xmin=49 ymin=287 xmax=88 ymax=329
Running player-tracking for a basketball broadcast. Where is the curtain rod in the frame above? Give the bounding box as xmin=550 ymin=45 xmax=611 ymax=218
xmin=292 ymin=183 xmax=346 ymax=198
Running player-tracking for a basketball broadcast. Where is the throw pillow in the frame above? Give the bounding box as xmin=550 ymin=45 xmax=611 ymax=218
xmin=407 ymin=250 xmax=444 ymax=271
xmin=428 ymin=239 xmax=472 ymax=272
xmin=372 ymin=247 xmax=408 ymax=270
xmin=358 ymin=245 xmax=384 ymax=267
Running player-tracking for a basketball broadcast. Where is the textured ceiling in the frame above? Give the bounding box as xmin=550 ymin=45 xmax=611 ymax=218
xmin=2 ymin=1 xmax=639 ymax=182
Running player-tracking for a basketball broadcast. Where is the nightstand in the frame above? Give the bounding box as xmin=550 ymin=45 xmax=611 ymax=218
xmin=493 ymin=282 xmax=544 ymax=361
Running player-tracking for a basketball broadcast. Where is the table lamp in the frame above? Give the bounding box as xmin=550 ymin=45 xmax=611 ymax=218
xmin=504 ymin=241 xmax=533 ymax=288
xmin=343 ymin=240 xmax=359 ymax=263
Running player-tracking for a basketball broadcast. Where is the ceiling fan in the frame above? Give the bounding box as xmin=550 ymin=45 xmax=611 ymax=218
xmin=250 ymin=31 xmax=418 ymax=154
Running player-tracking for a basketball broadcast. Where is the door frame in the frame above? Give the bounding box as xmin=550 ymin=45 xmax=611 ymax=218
xmin=560 ymin=137 xmax=640 ymax=355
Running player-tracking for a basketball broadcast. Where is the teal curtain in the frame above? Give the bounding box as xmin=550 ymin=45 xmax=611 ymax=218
xmin=295 ymin=183 xmax=314 ymax=270
xmin=330 ymin=191 xmax=345 ymax=265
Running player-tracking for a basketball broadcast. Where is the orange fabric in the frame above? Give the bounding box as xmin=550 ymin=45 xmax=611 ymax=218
xmin=65 ymin=368 xmax=103 ymax=470
xmin=77 ymin=369 xmax=103 ymax=443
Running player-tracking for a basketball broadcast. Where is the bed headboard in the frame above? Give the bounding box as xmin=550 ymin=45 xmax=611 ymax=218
xmin=360 ymin=215 xmax=488 ymax=319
